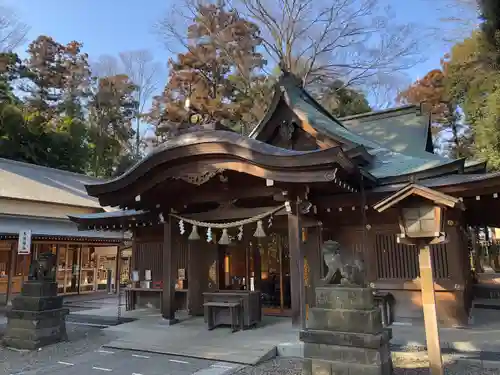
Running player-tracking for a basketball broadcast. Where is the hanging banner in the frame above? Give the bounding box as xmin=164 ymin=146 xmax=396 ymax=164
xmin=18 ymin=229 xmax=32 ymax=255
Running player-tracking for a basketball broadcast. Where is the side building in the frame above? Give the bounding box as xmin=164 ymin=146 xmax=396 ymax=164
xmin=0 ymin=158 xmax=129 ymax=304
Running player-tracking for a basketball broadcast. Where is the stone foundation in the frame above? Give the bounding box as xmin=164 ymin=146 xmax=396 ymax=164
xmin=301 ymin=286 xmax=393 ymax=375
xmin=3 ymin=281 xmax=69 ymax=350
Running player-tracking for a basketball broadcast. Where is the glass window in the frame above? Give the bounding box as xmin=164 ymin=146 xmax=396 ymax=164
xmin=97 ymin=255 xmax=115 ymax=290
xmin=79 ymin=246 xmax=96 ymax=292
xmin=0 ymin=242 xmax=12 ymax=300
xmin=0 ymin=241 xmax=11 ymax=279
xmin=15 ymin=251 xmax=31 ymax=277
xmin=65 ymin=245 xmax=81 ymax=293
xmin=36 ymin=243 xmax=57 ymax=257
xmin=56 ymin=245 xmax=67 ymax=294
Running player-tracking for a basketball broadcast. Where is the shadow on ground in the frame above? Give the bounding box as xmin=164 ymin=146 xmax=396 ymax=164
xmin=233 ymin=358 xmax=499 ymax=375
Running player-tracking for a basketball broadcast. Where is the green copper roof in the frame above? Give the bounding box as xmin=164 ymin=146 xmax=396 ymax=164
xmin=249 ymin=73 xmax=465 ymax=181
xmin=282 ymin=79 xmax=382 ymax=149
xmin=340 ymin=106 xmax=434 ymax=158
xmin=367 ymin=147 xmax=460 ymax=180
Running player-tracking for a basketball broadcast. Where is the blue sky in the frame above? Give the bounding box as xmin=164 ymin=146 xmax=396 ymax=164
xmin=5 ymin=0 xmax=478 ymax=108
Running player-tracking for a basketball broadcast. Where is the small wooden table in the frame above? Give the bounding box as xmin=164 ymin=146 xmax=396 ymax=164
xmin=203 ymin=301 xmax=244 ymax=332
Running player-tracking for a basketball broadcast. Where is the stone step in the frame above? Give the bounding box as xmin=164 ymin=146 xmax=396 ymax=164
xmin=6 ymin=307 xmax=69 ymax=320
xmin=315 ymin=287 xmax=375 ymax=310
xmin=307 ymin=307 xmax=383 ymax=335
xmin=303 ymin=356 xmax=392 ymax=375
xmin=304 ymin=342 xmax=390 ymax=366
xmin=12 ymin=295 xmax=63 ymax=311
xmin=21 ymin=281 xmax=57 ymax=297
xmin=300 ymin=329 xmax=390 ymax=349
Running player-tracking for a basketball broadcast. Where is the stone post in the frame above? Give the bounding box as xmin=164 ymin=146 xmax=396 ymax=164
xmin=300 ymin=286 xmax=393 ymax=375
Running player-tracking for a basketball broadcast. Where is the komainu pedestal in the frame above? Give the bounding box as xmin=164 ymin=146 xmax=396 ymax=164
xmin=300 ymin=287 xmax=393 ymax=375
xmin=3 ymin=253 xmax=69 ymax=350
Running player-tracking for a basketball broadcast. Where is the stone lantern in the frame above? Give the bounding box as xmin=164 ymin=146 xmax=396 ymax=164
xmin=374 ymin=183 xmax=465 ymax=375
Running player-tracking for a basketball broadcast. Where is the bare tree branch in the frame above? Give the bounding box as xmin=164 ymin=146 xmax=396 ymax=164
xmin=92 ymin=50 xmax=163 ymax=155
xmin=231 ymin=0 xmax=424 ymax=90
xmin=0 ymin=3 xmax=29 ymax=52
xmin=119 ymin=50 xmax=162 ymax=155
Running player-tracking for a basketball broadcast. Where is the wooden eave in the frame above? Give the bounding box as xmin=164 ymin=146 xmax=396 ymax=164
xmin=345 ymin=145 xmax=374 ymax=166
xmin=464 ymin=160 xmax=487 ymax=174
xmin=84 ymin=131 xmax=362 ymax=207
xmin=68 ymin=209 xmax=155 ymax=231
xmin=373 ymin=183 xmax=465 ymax=213
xmin=250 ymin=74 xmax=361 ymax=151
xmin=316 ymin=171 xmax=500 ymax=209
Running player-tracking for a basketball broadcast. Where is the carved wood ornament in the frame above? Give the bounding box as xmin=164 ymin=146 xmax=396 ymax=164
xmin=173 ymin=168 xmax=225 ymax=186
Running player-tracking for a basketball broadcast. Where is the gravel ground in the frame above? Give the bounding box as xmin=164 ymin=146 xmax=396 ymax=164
xmin=0 ymin=323 xmax=119 ymax=375
xmin=232 ymin=357 xmax=500 ymax=375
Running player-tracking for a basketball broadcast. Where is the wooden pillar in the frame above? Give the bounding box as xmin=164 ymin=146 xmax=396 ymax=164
xmin=187 ymin=240 xmax=201 ymax=315
xmin=252 ymin=238 xmax=261 ymax=291
xmin=162 ymin=219 xmax=178 ymax=323
xmin=6 ymin=242 xmax=16 ymax=305
xmin=115 ymin=245 xmax=121 ymax=294
xmin=303 ymin=225 xmax=321 ymax=309
xmin=419 ymin=242 xmax=443 ymax=375
xmin=288 ymin=199 xmax=305 ymax=327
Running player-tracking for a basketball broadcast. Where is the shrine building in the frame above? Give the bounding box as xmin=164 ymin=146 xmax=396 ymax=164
xmin=69 ymin=72 xmax=500 ymax=328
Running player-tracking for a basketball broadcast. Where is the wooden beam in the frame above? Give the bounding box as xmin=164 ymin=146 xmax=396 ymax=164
xmin=141 ymin=186 xmax=286 ymax=210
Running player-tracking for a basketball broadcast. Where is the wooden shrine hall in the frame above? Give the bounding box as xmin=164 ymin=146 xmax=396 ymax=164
xmin=69 ymin=71 xmax=500 ymax=328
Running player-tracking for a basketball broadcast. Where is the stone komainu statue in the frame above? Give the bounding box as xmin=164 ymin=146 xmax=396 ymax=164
xmin=321 ymin=240 xmax=365 ymax=287
xmin=28 ymin=252 xmax=56 ymax=282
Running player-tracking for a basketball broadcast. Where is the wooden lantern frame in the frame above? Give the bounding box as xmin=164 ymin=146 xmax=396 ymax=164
xmin=373 ymin=183 xmax=465 ymax=375
xmin=398 ymin=204 xmax=445 ymax=240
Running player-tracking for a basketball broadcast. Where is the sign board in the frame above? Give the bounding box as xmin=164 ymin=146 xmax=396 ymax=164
xmin=17 ymin=230 xmax=32 ymax=255
xmin=178 ymin=268 xmax=186 ymax=280
xmin=131 ymin=270 xmax=140 ymax=282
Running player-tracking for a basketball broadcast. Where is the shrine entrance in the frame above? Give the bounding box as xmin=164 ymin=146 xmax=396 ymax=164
xmin=218 ymin=231 xmax=291 ymax=317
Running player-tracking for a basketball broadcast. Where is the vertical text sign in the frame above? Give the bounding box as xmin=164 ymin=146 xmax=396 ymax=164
xmin=18 ymin=229 xmax=32 ymax=255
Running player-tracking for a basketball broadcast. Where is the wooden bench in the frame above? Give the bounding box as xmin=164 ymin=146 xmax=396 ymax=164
xmin=203 ymin=301 xmax=244 ymax=332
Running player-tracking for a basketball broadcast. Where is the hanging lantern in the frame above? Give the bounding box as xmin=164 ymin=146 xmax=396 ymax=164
xmin=268 ymin=215 xmax=273 ymax=228
xmin=253 ymin=220 xmax=267 ymax=238
xmin=158 ymin=212 xmax=165 ymax=223
xmin=188 ymin=225 xmax=200 ymax=240
xmin=219 ymin=228 xmax=230 ymax=245
xmin=237 ymin=225 xmax=244 ymax=241
xmin=207 ymin=227 xmax=213 ymax=242
xmin=179 ymin=220 xmax=185 ymax=235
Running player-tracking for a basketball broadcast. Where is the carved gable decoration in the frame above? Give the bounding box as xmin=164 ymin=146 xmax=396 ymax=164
xmin=173 ymin=167 xmax=225 ymax=186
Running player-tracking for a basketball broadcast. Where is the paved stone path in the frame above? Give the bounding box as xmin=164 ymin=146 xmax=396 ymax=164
xmin=10 ymin=348 xmax=241 ymax=375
